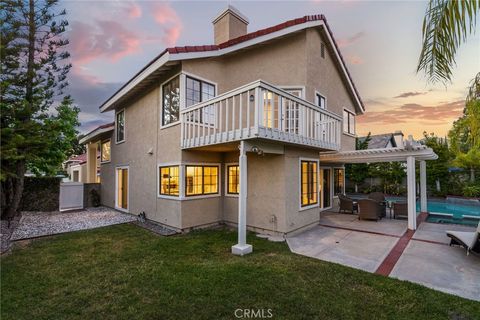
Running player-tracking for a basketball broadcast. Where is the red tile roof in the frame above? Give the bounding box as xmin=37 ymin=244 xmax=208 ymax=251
xmin=68 ymin=153 xmax=87 ymax=164
xmin=166 ymin=14 xmax=363 ymax=111
xmin=100 ymin=14 xmax=364 ymax=111
xmin=167 ymin=15 xmax=325 ymax=54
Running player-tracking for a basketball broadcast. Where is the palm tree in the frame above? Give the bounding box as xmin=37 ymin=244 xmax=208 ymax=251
xmin=417 ymin=0 xmax=478 ymax=84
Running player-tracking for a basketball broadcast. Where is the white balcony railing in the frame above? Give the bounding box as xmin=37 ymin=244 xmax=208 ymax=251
xmin=180 ymin=80 xmax=342 ymax=150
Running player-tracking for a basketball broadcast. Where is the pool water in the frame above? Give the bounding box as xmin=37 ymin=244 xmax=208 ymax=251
xmin=416 ymin=201 xmax=480 ymax=218
xmin=354 ymin=195 xmax=480 ymax=226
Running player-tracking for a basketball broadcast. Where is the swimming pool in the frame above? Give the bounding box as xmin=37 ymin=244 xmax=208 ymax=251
xmin=349 ymin=194 xmax=480 ymax=225
xmin=416 ymin=200 xmax=480 ymax=217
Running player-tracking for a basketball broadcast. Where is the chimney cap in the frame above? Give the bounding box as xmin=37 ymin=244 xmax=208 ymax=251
xmin=212 ymin=5 xmax=249 ymax=25
xmin=393 ymin=130 xmax=404 ymax=136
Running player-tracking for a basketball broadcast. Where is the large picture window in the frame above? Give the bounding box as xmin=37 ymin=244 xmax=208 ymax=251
xmin=227 ymin=165 xmax=239 ymax=194
xmin=185 ymin=165 xmax=218 ymax=196
xmin=116 ymin=110 xmax=125 ymax=142
xmin=301 ymin=160 xmax=318 ymax=207
xmin=333 ymin=168 xmax=344 ymax=196
xmin=101 ymin=140 xmax=111 ymax=163
xmin=162 ymin=76 xmax=180 ymax=126
xmin=159 ymin=166 xmax=179 ymax=196
xmin=186 ymin=76 xmax=215 ymax=107
xmin=343 ymin=109 xmax=355 ymax=135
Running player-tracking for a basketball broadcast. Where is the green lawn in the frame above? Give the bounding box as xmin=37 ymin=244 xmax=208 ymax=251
xmin=1 ymin=224 xmax=479 ymax=320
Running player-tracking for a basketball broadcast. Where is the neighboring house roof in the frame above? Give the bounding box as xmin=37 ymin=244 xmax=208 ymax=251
xmin=359 ymin=133 xmax=398 ymax=149
xmin=67 ymin=153 xmax=88 ymax=165
xmin=79 ymin=122 xmax=114 ymax=145
xmin=99 ymin=14 xmax=365 ymax=114
xmin=65 ymin=151 xmax=101 ymax=166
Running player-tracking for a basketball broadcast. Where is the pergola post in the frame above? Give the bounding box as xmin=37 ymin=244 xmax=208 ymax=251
xmin=232 ymin=141 xmax=253 ymax=255
xmin=420 ymin=160 xmax=427 ymax=213
xmin=406 ymin=156 xmax=417 ymax=230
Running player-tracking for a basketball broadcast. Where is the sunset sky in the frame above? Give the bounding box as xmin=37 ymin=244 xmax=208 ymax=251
xmin=63 ymin=0 xmax=480 ymax=139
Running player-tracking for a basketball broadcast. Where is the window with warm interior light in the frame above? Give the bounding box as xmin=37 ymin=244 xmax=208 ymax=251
xmin=301 ymin=160 xmax=318 ymax=207
xmin=227 ymin=165 xmax=239 ymax=194
xmin=185 ymin=165 xmax=218 ymax=196
xmin=101 ymin=140 xmax=111 ymax=163
xmin=159 ymin=166 xmax=179 ymax=196
xmin=333 ymin=168 xmax=344 ymax=196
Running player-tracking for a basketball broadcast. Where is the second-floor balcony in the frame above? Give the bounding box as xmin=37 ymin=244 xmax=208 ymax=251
xmin=180 ymin=80 xmax=342 ymax=151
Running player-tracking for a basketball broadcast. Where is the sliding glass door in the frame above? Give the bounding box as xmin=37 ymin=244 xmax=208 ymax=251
xmin=320 ymin=168 xmax=332 ymax=209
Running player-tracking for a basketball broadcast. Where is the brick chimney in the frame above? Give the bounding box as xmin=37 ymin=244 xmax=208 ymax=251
xmin=212 ymin=5 xmax=249 ymax=45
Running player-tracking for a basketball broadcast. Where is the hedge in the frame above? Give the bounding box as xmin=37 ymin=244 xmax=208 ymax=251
xmin=20 ymin=177 xmax=61 ymax=212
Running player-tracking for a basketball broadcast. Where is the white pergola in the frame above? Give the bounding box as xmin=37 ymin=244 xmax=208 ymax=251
xmin=319 ymin=144 xmax=438 ymax=231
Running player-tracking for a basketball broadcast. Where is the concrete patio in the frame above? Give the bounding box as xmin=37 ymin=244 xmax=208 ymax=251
xmin=287 ymin=211 xmax=480 ymax=301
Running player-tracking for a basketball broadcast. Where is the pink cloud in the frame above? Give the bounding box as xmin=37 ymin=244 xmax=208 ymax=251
xmin=152 ymin=3 xmax=182 ymax=46
xmin=337 ymin=31 xmax=365 ymax=48
xmin=357 ymin=100 xmax=465 ymax=125
xmin=69 ymin=20 xmax=141 ymax=65
xmin=346 ymin=55 xmax=364 ymax=65
xmin=126 ymin=3 xmax=142 ymax=19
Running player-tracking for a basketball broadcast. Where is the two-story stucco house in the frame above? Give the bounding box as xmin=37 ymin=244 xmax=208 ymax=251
xmin=80 ymin=7 xmax=366 ymax=255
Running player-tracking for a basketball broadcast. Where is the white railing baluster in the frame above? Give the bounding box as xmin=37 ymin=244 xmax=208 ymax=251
xmin=239 ymin=93 xmax=243 ymax=138
xmin=246 ymin=90 xmax=251 ymax=137
xmin=179 ymin=80 xmax=341 ymax=150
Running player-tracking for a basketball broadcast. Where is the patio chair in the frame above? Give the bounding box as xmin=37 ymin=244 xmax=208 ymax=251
xmin=357 ymin=199 xmax=382 ymax=221
xmin=393 ymin=202 xmax=408 ymax=220
xmin=446 ymin=222 xmax=480 ymax=256
xmin=368 ymin=192 xmax=387 ymax=218
xmin=338 ymin=194 xmax=358 ymax=214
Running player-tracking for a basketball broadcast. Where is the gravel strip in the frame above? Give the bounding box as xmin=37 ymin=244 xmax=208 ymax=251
xmin=10 ymin=207 xmax=136 ymax=241
xmin=132 ymin=220 xmax=178 ymax=236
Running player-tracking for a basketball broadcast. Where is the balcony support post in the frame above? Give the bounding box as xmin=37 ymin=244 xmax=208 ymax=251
xmin=232 ymin=140 xmax=253 ymax=256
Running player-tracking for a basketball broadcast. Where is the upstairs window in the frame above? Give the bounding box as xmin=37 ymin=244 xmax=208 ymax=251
xmin=316 ymin=93 xmax=326 ymax=109
xmin=227 ymin=165 xmax=239 ymax=194
xmin=162 ymin=76 xmax=180 ymax=126
xmin=186 ymin=76 xmax=215 ymax=107
xmin=185 ymin=165 xmax=218 ymax=196
xmin=343 ymin=109 xmax=355 ymax=135
xmin=116 ymin=110 xmax=125 ymax=143
xmin=101 ymin=140 xmax=111 ymax=163
xmin=301 ymin=160 xmax=318 ymax=207
xmin=321 ymin=43 xmax=325 ymax=59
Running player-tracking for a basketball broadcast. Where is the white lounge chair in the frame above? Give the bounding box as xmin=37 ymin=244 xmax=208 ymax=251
xmin=446 ymin=222 xmax=480 ymax=255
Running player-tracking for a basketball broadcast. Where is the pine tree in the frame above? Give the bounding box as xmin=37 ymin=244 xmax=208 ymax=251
xmin=1 ymin=0 xmax=79 ymax=221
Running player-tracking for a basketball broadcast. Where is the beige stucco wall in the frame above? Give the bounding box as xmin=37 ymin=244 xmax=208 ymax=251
xmin=214 ymin=13 xmax=248 ymax=45
xmin=100 ymin=26 xmax=360 ymax=234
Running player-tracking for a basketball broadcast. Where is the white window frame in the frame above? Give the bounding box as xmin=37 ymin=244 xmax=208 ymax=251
xmin=224 ymin=162 xmax=239 ymax=198
xmin=315 ymin=91 xmax=327 ymax=110
xmin=279 ymin=86 xmax=305 ymax=99
xmin=343 ymin=108 xmax=356 ymax=136
xmin=115 ymin=109 xmax=126 ymax=144
xmin=160 ymin=72 xmax=218 ymax=130
xmin=100 ymin=139 xmax=111 ymax=164
xmin=157 ymin=163 xmax=181 ymax=199
xmin=115 ymin=165 xmax=129 ymax=213
xmin=298 ymin=157 xmax=320 ymax=212
xmin=157 ymin=162 xmax=221 ymax=200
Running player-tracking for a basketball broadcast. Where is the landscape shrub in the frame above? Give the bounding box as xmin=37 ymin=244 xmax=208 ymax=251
xmin=20 ymin=177 xmax=61 ymax=211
